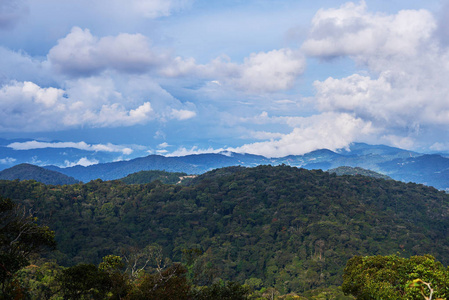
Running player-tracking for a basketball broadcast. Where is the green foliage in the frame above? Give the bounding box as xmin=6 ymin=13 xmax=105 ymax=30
xmin=0 ymin=196 xmax=56 ymax=297
xmin=342 ymin=254 xmax=449 ymax=299
xmin=1 ymin=165 xmax=449 ymax=295
xmin=59 ymin=263 xmax=112 ymax=299
xmin=193 ymin=280 xmax=250 ymax=299
xmin=0 ymin=163 xmax=79 ymax=185
xmin=327 ymin=166 xmax=391 ymax=180
xmin=119 ymin=170 xmax=189 ymax=185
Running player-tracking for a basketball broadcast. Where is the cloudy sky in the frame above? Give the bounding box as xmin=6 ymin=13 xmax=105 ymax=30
xmin=1 ymin=0 xmax=449 ymax=159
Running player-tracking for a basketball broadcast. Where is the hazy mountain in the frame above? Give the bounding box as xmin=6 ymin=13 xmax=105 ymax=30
xmin=0 ymin=163 xmax=79 ymax=185
xmin=3 ymin=139 xmax=449 ymax=189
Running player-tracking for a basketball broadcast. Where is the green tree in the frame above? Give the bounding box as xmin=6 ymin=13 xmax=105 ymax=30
xmin=0 ymin=196 xmax=56 ymax=297
xmin=342 ymin=254 xmax=449 ymax=299
xmin=59 ymin=263 xmax=112 ymax=299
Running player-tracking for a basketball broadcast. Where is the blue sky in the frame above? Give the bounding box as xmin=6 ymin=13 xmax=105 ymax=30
xmin=1 ymin=0 xmax=449 ymax=161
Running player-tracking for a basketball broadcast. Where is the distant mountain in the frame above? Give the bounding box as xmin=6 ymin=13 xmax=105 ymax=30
xmin=2 ymin=141 xmax=449 ymax=190
xmin=38 ymin=143 xmax=449 ymax=190
xmin=328 ymin=166 xmax=392 ymax=180
xmin=0 ymin=163 xmax=79 ymax=185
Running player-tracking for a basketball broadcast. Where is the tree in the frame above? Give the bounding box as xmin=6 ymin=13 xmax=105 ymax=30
xmin=342 ymin=254 xmax=449 ymax=299
xmin=59 ymin=263 xmax=112 ymax=299
xmin=0 ymin=196 xmax=56 ymax=296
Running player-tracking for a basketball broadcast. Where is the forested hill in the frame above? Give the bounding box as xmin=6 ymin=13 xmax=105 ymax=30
xmin=0 ymin=163 xmax=79 ymax=185
xmin=1 ymin=165 xmax=449 ymax=294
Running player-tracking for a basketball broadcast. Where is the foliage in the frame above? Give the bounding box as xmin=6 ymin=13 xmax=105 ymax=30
xmin=1 ymin=165 xmax=449 ymax=295
xmin=342 ymin=254 xmax=449 ymax=299
xmin=59 ymin=263 xmax=112 ymax=299
xmin=0 ymin=196 xmax=56 ymax=297
xmin=327 ymin=166 xmax=391 ymax=180
xmin=0 ymin=163 xmax=79 ymax=185
xmin=119 ymin=170 xmax=189 ymax=185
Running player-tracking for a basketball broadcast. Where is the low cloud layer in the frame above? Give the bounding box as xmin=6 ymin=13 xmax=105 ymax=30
xmin=8 ymin=140 xmax=134 ymax=155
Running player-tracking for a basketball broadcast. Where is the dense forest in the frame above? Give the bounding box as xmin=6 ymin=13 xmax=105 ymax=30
xmin=2 ymin=165 xmax=449 ymax=298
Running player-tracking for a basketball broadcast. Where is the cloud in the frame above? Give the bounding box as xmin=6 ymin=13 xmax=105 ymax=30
xmin=192 ymin=49 xmax=306 ymax=93
xmin=228 ymin=49 xmax=306 ymax=92
xmin=48 ymin=27 xmax=164 ymax=76
xmin=0 ymin=157 xmax=16 ymax=164
xmin=302 ymin=1 xmax=436 ymax=63
xmin=230 ymin=113 xmax=374 ymax=157
xmin=0 ymin=79 xmax=160 ymax=131
xmin=0 ymin=0 xmax=28 ymax=29
xmin=8 ymin=140 xmax=134 ymax=155
xmin=301 ymin=1 xmax=449 ymax=150
xmin=170 ymin=108 xmax=196 ymax=120
xmin=64 ymin=157 xmax=99 ymax=167
xmin=167 ymin=146 xmax=225 ymax=157
xmin=162 ymin=48 xmax=306 ymax=93
xmin=158 ymin=142 xmax=170 ymax=148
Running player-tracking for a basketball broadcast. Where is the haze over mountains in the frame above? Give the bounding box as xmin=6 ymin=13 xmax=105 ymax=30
xmin=2 ymin=138 xmax=449 ymax=190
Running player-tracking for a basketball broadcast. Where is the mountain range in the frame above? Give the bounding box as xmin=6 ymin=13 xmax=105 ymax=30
xmin=1 ymin=140 xmax=449 ymax=190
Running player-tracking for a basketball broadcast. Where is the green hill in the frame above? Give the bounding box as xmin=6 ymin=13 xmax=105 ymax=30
xmin=327 ymin=166 xmax=392 ymax=180
xmin=0 ymin=165 xmax=448 ymax=295
xmin=0 ymin=163 xmax=79 ymax=185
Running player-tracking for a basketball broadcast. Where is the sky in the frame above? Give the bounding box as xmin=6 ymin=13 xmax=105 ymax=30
xmin=1 ymin=0 xmax=449 ymax=160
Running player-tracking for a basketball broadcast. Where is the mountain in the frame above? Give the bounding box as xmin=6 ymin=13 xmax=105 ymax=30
xmin=1 ymin=165 xmax=448 ymax=294
xmin=4 ymin=139 xmax=449 ymax=189
xmin=0 ymin=163 xmax=79 ymax=185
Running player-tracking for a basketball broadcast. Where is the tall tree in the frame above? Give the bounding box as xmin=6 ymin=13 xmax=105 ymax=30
xmin=0 ymin=196 xmax=56 ymax=296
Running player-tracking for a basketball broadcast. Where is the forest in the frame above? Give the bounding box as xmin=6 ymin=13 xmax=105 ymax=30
xmin=2 ymin=165 xmax=449 ymax=299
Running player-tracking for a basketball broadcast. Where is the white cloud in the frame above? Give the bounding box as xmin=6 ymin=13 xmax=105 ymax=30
xmin=197 ymin=49 xmax=306 ymax=93
xmin=158 ymin=142 xmax=170 ymax=148
xmin=301 ymin=1 xmax=449 ymax=150
xmin=230 ymin=113 xmax=374 ymax=157
xmin=48 ymin=27 xmax=164 ymax=76
xmin=8 ymin=140 xmax=134 ymax=155
xmin=170 ymin=108 xmax=196 ymax=120
xmin=161 ymin=48 xmax=306 ymax=93
xmin=167 ymin=146 xmax=225 ymax=157
xmin=0 ymin=157 xmax=16 ymax=164
xmin=302 ymin=1 xmax=436 ymax=64
xmin=64 ymin=157 xmax=99 ymax=167
xmin=0 ymin=79 xmax=158 ymax=131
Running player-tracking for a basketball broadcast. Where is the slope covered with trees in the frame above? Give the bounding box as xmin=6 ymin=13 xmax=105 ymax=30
xmin=0 ymin=165 xmax=448 ymax=295
xmin=0 ymin=163 xmax=79 ymax=185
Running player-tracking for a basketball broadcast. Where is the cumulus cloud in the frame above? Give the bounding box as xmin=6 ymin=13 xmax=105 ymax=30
xmin=230 ymin=113 xmax=373 ymax=157
xmin=48 ymin=27 xmax=164 ymax=76
xmin=302 ymin=1 xmax=436 ymax=64
xmin=193 ymin=49 xmax=306 ymax=93
xmin=301 ymin=1 xmax=449 ymax=150
xmin=161 ymin=48 xmax=306 ymax=93
xmin=8 ymin=140 xmax=134 ymax=155
xmin=0 ymin=80 xmax=156 ymax=131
